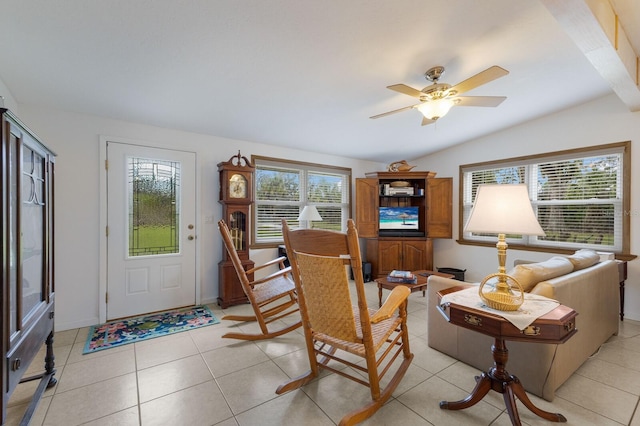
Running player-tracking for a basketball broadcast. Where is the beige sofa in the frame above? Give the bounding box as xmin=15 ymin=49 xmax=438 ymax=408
xmin=427 ymin=250 xmax=619 ymax=401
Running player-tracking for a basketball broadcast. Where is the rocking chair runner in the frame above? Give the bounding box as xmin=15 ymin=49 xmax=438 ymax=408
xmin=277 ymin=219 xmax=413 ymax=426
xmin=218 ymin=220 xmax=301 ymax=340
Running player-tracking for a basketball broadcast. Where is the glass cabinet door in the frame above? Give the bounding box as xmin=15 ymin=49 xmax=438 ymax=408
xmin=8 ymin=131 xmax=19 ymax=335
xmin=229 ymin=211 xmax=247 ymax=251
xmin=21 ymin=142 xmax=46 ymax=321
xmin=7 ymin=129 xmax=48 ymax=337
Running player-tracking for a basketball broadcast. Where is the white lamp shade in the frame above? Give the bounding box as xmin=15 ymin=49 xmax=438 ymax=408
xmin=298 ymin=205 xmax=322 ymax=221
xmin=464 ymin=184 xmax=545 ymax=236
xmin=417 ymin=98 xmax=455 ymax=120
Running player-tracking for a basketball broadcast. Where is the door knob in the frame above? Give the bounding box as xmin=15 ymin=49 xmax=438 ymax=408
xmin=188 ymin=224 xmax=194 ymax=230
xmin=188 ymin=235 xmax=195 ymax=240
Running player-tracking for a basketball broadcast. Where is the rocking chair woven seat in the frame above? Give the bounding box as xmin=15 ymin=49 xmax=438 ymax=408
xmin=276 ymin=219 xmax=413 ymax=426
xmin=218 ymin=220 xmax=301 ymax=340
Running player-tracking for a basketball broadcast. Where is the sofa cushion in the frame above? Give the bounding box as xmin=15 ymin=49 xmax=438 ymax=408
xmin=507 ymin=256 xmax=574 ymax=292
xmin=567 ymin=249 xmax=600 ymax=270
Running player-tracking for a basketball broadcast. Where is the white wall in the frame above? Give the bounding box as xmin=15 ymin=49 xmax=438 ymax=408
xmin=415 ymin=93 xmax=640 ymax=321
xmin=0 ymin=79 xmax=18 ymax=111
xmin=17 ymin=104 xmax=383 ymax=331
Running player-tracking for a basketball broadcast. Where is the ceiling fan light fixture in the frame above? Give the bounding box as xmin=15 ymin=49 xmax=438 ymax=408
xmin=417 ymin=98 xmax=455 ymax=121
xmin=372 ymin=65 xmax=508 ymax=125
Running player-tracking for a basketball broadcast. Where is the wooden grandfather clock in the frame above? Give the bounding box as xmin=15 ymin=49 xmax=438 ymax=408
xmin=218 ymin=151 xmax=255 ymax=308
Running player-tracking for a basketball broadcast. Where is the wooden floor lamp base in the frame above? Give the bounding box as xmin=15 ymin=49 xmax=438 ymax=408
xmin=439 ymin=338 xmax=567 ymax=425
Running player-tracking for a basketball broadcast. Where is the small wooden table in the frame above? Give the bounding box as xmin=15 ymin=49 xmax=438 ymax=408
xmin=437 ymin=286 xmax=578 ymax=425
xmin=375 ymin=269 xmax=454 ymax=307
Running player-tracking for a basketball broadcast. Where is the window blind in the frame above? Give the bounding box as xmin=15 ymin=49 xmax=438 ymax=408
xmin=461 ymin=143 xmax=627 ymax=253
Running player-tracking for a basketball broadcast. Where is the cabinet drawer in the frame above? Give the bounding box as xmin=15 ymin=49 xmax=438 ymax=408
xmin=445 ymin=303 xmax=577 ymax=344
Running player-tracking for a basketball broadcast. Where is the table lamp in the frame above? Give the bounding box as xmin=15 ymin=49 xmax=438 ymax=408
xmin=464 ymin=184 xmax=545 ymax=310
xmin=298 ymin=205 xmax=322 ymax=228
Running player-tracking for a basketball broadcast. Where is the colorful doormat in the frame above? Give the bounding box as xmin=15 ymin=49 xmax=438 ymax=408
xmin=83 ymin=305 xmax=219 ymax=354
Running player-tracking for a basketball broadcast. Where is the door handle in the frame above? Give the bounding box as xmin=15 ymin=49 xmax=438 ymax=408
xmin=188 ymin=235 xmax=195 ymax=240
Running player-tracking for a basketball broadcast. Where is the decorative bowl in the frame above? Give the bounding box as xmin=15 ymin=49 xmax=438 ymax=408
xmin=389 ymin=181 xmax=410 ymax=187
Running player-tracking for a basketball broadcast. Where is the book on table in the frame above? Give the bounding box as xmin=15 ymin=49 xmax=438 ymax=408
xmin=387 ymin=270 xmax=418 ymax=284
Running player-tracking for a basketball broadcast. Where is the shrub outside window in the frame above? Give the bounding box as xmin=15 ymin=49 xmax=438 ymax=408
xmin=252 ymin=156 xmax=351 ymax=246
xmin=460 ymin=142 xmax=631 ymax=257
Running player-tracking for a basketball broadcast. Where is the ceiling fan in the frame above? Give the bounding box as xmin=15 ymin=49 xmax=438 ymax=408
xmin=370 ymin=65 xmax=509 ymax=126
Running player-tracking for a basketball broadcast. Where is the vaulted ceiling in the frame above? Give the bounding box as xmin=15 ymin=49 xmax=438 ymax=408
xmin=0 ymin=0 xmax=638 ymax=162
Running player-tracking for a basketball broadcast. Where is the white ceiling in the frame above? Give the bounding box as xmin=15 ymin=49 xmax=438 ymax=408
xmin=0 ymin=0 xmax=637 ymax=162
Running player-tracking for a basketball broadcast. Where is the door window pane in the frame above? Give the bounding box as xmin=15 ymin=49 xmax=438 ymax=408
xmin=128 ymin=157 xmax=180 ymax=257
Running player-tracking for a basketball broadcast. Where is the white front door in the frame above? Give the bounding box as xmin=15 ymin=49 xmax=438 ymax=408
xmin=106 ymin=142 xmax=197 ymax=320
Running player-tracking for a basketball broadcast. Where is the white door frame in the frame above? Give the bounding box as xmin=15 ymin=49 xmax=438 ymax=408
xmin=99 ymin=136 xmax=201 ymax=323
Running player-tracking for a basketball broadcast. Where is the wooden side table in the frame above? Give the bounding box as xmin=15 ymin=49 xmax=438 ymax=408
xmin=375 ymin=269 xmax=454 ymax=307
xmin=437 ymin=286 xmax=577 ymax=425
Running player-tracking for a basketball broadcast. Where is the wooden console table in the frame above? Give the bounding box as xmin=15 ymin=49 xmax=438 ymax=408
xmin=437 ymin=286 xmax=577 ymax=425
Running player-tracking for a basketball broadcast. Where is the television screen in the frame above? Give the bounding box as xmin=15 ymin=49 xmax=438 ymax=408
xmin=379 ymin=206 xmax=419 ymax=230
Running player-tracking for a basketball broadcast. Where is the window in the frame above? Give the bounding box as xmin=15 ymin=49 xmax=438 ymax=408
xmin=252 ymin=156 xmax=351 ymax=246
xmin=460 ymin=142 xmax=631 ymax=257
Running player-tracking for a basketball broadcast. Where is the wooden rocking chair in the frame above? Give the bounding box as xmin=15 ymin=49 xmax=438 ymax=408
xmin=218 ymin=220 xmax=301 ymax=340
xmin=277 ymin=219 xmax=413 ymax=426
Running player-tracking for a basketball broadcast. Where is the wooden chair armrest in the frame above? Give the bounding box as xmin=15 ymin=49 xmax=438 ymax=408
xmin=247 ymin=256 xmax=289 ymax=274
xmin=370 ymin=286 xmax=410 ymax=323
xmin=250 ymin=266 xmax=293 ymax=286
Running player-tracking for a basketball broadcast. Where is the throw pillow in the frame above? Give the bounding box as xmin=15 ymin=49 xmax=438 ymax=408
xmin=567 ymin=249 xmax=600 ymax=270
xmin=507 ymin=256 xmax=574 ymax=292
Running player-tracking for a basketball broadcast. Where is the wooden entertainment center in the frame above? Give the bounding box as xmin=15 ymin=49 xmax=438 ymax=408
xmin=355 ymin=171 xmax=452 ymax=278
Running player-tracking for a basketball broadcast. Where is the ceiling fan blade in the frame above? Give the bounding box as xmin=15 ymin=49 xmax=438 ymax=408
xmin=455 ymin=96 xmax=507 ymax=107
xmin=449 ymin=66 xmax=509 ymax=96
xmin=421 ymin=116 xmax=436 ymax=126
xmin=370 ymin=104 xmax=417 ymax=119
xmin=387 ymin=84 xmax=424 ymax=98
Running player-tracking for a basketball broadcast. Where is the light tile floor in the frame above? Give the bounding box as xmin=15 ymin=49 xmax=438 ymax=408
xmin=6 ymin=282 xmax=640 ymax=425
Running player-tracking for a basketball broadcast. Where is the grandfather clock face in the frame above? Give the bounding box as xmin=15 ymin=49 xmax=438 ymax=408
xmin=229 ymin=174 xmax=247 ymax=199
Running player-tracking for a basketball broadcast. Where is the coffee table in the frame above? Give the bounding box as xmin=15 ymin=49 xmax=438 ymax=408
xmin=375 ymin=269 xmax=455 ymax=307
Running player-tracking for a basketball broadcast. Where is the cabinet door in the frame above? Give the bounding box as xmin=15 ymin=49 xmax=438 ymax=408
xmin=5 ymin=119 xmax=52 ymax=338
xmin=355 ymin=178 xmax=379 ymax=237
xmin=377 ymin=240 xmax=403 ymax=276
xmin=427 ymin=177 xmax=452 ymax=238
xmin=403 ymin=239 xmax=433 ymax=271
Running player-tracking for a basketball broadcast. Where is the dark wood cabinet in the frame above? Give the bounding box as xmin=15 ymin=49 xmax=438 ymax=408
xmin=356 ymin=171 xmax=451 ymax=278
xmin=1 ymin=109 xmax=56 ymax=425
